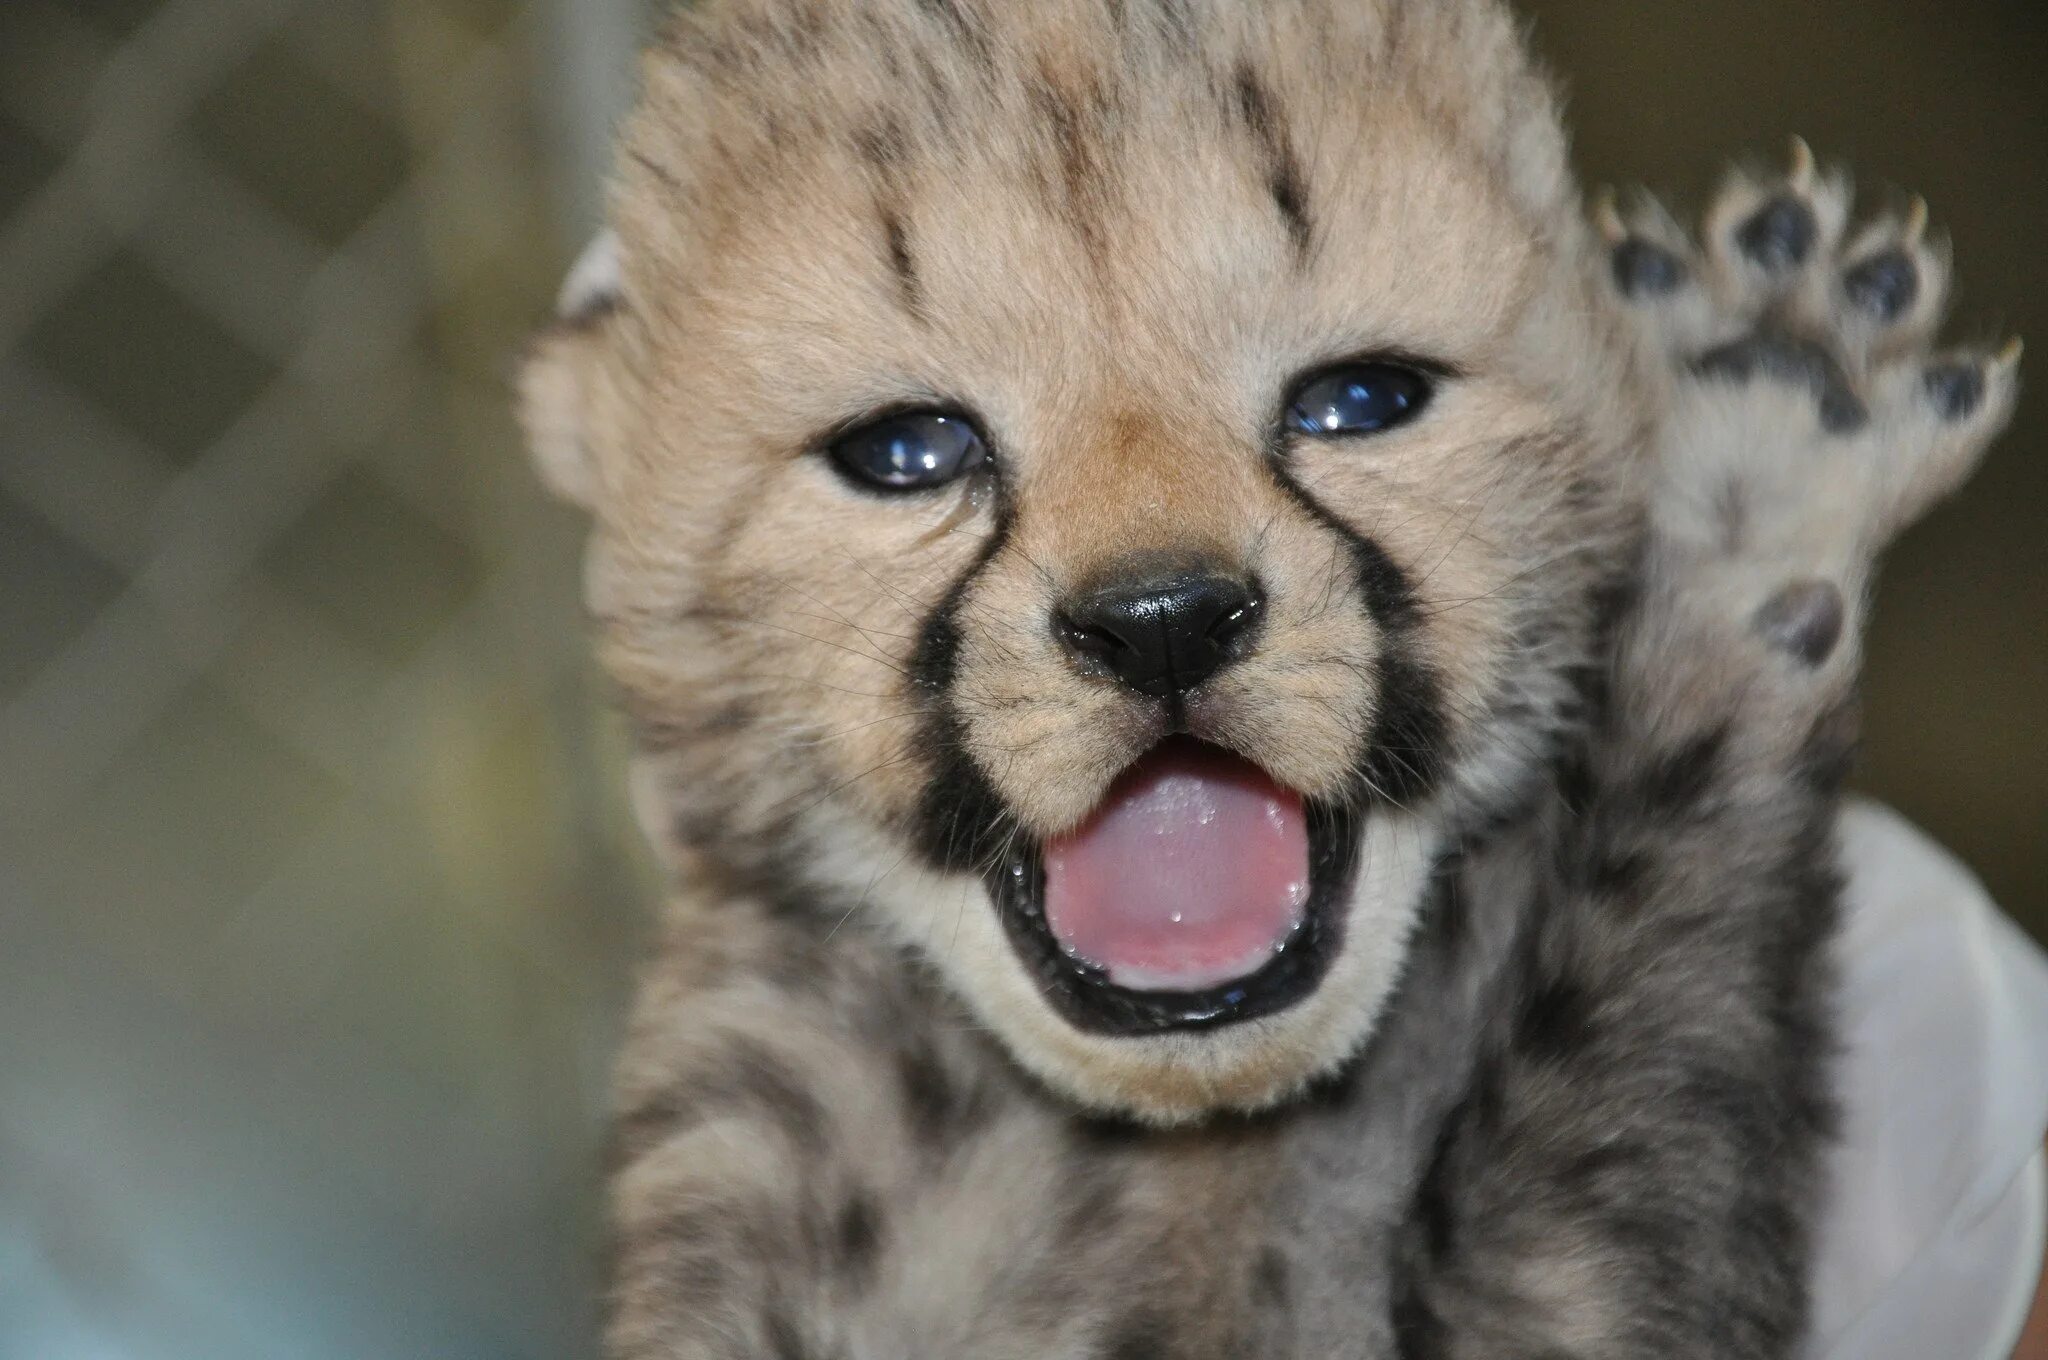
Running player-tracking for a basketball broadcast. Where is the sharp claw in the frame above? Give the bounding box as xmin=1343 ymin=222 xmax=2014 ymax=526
xmin=1789 ymin=136 xmax=1816 ymax=189
xmin=1904 ymin=195 xmax=1930 ymax=246
xmin=1592 ymin=187 xmax=1627 ymax=244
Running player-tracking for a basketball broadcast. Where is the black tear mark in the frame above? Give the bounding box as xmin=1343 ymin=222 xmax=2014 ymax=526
xmin=1753 ymin=579 xmax=1845 ymax=669
xmin=1843 ymin=249 xmax=1919 ymax=323
xmin=1735 ymin=194 xmax=1818 ymax=272
xmin=1693 ymin=331 xmax=1869 ymax=434
xmin=1265 ymin=460 xmax=1447 ymax=805
xmin=908 ymin=506 xmax=1019 ymax=872
xmin=1233 ymin=63 xmax=1313 ymax=257
xmin=1924 ymin=362 xmax=1986 ymax=422
xmin=1612 ymin=238 xmax=1686 ymax=298
xmin=880 ymin=206 xmax=925 ymax=320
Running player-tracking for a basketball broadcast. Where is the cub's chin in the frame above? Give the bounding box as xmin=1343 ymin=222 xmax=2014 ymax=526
xmin=867 ymin=744 xmax=1446 ymax=1124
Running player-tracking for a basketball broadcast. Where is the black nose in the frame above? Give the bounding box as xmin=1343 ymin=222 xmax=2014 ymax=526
xmin=1056 ymin=571 xmax=1263 ymax=698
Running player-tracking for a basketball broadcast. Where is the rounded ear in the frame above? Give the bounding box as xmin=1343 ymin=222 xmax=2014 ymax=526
xmin=516 ymin=232 xmax=622 ymax=511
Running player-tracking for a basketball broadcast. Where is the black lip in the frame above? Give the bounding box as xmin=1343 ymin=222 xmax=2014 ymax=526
xmin=984 ymin=797 xmax=1363 ymax=1035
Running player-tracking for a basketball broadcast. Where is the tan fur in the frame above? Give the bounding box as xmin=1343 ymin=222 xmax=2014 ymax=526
xmin=519 ymin=5 xmax=2022 ymax=1353
xmin=525 ymin=0 xmax=1642 ymax=1121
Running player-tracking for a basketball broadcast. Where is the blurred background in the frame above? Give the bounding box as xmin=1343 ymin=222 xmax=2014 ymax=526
xmin=0 ymin=1 xmax=2039 ymax=1356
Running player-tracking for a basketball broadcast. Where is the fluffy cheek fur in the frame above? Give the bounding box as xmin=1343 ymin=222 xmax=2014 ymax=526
xmin=525 ymin=0 xmax=1649 ymax=1120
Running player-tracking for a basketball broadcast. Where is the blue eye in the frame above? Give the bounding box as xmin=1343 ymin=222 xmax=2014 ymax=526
xmin=829 ymin=411 xmax=988 ymax=491
xmin=1285 ymin=363 xmax=1432 ymax=437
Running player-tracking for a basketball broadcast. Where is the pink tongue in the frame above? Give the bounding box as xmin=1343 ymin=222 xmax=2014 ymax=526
xmin=1043 ymin=738 xmax=1310 ymax=993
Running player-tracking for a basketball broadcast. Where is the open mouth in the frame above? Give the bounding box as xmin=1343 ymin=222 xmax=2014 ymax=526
xmin=989 ymin=737 xmax=1361 ymax=1035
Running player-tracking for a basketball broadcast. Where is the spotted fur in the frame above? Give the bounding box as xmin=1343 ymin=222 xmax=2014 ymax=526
xmin=518 ymin=2 xmax=2019 ymax=1354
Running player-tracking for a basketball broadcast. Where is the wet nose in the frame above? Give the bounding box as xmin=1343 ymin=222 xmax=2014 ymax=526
xmin=1055 ymin=571 xmax=1263 ymax=698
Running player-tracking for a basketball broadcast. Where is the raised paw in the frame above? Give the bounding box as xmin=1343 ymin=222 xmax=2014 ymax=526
xmin=1593 ymin=141 xmax=2021 ymax=663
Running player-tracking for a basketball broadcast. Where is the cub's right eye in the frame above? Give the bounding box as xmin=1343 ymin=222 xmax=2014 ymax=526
xmin=828 ymin=411 xmax=988 ymax=492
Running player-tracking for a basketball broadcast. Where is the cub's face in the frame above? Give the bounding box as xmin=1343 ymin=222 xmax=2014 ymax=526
xmin=525 ymin=0 xmax=1642 ymax=1122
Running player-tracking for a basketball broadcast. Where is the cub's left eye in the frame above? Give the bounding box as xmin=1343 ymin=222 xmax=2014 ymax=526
xmin=1285 ymin=363 xmax=1433 ymax=438
xmin=828 ymin=411 xmax=988 ymax=491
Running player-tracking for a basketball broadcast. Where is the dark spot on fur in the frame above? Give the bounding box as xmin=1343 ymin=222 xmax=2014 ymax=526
xmin=619 ymin=1040 xmax=830 ymax=1160
xmin=1586 ymin=848 xmax=1651 ymax=899
xmin=1233 ymin=63 xmax=1313 ymax=256
xmin=1051 ymin=1155 xmax=1130 ymax=1250
xmin=915 ymin=0 xmax=993 ymax=69
xmin=1924 ymin=361 xmax=1986 ymax=422
xmin=1411 ymin=1098 xmax=1467 ymax=1263
xmin=1693 ymin=330 xmax=1868 ymax=434
xmin=893 ymin=1037 xmax=955 ymax=1140
xmin=1101 ymin=1314 xmax=1171 ymax=1360
xmin=834 ymin=1193 xmax=883 ymax=1282
xmin=1753 ymin=579 xmax=1844 ymax=668
xmin=1843 ymin=248 xmax=1919 ymax=322
xmin=1793 ymin=696 xmax=1860 ymax=795
xmin=1074 ymin=1111 xmax=1149 ymax=1146
xmin=880 ymin=206 xmax=925 ymax=319
xmin=1713 ymin=476 xmax=1749 ymax=552
xmin=1613 ymin=238 xmax=1686 ymax=297
xmin=1030 ymin=72 xmax=1111 ymax=258
xmin=1735 ymin=194 xmax=1817 ymax=271
xmin=1554 ymin=1138 xmax=1653 ymax=1198
xmin=1252 ymin=1246 xmax=1290 ymax=1305
xmin=1516 ymin=974 xmax=1600 ymax=1061
xmin=1554 ymin=749 xmax=1595 ymax=814
xmin=695 ymin=701 xmax=755 ymax=737
xmin=628 ymin=148 xmax=687 ymax=198
xmin=1634 ymin=724 xmax=1729 ymax=814
xmin=1414 ymin=859 xmax=1468 ymax=961
xmin=854 ymin=126 xmax=904 ymax=174
xmin=1144 ymin=0 xmax=1194 ymax=46
xmin=765 ymin=1307 xmax=808 ymax=1360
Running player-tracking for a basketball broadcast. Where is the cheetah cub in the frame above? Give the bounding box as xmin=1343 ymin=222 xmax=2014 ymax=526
xmin=519 ymin=0 xmax=2019 ymax=1354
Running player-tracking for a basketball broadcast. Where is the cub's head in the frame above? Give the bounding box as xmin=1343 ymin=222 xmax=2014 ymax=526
xmin=524 ymin=0 xmax=1643 ymax=1122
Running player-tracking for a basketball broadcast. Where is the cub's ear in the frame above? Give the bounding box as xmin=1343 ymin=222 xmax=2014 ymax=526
xmin=517 ymin=231 xmax=621 ymax=510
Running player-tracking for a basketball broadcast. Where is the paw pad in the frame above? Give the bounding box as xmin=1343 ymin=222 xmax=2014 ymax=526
xmin=1842 ymin=249 xmax=1920 ymax=323
xmin=1693 ymin=332 xmax=1868 ymax=434
xmin=1736 ymin=195 xmax=1819 ymax=273
xmin=1923 ymin=362 xmax=1987 ymax=422
xmin=1612 ymin=238 xmax=1687 ymax=298
xmin=1753 ymin=581 xmax=1846 ymax=668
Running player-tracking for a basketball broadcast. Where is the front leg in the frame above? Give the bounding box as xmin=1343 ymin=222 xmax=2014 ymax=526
xmin=1396 ymin=144 xmax=2020 ymax=1358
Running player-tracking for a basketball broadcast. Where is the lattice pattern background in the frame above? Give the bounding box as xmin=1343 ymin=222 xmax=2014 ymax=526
xmin=0 ymin=2 xmax=645 ymax=1356
xmin=0 ymin=2 xmax=2040 ymax=1358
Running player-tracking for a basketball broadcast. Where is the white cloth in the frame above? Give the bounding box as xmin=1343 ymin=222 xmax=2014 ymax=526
xmin=1809 ymin=802 xmax=2048 ymax=1359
